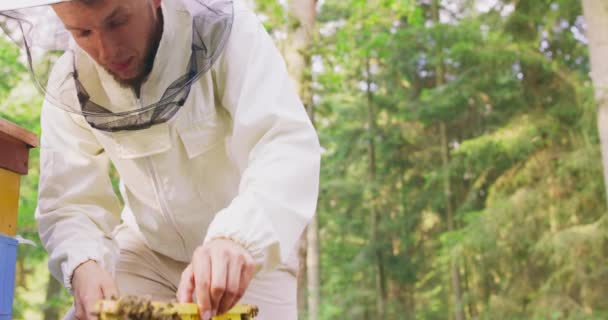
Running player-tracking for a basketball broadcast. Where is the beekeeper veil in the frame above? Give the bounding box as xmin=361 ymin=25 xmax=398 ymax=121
xmin=0 ymin=0 xmax=233 ymax=132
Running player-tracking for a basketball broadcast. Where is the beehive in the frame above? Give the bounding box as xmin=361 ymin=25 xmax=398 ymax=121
xmin=0 ymin=118 xmax=38 ymax=237
xmin=0 ymin=118 xmax=38 ymax=320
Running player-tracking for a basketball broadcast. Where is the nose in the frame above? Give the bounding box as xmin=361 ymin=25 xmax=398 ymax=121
xmin=95 ymin=31 xmax=120 ymax=63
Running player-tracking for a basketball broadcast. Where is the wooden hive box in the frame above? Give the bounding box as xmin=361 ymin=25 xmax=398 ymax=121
xmin=0 ymin=118 xmax=38 ymax=237
xmin=0 ymin=118 xmax=38 ymax=320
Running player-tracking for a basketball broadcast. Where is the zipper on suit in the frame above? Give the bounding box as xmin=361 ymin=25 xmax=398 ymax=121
xmin=136 ymin=97 xmax=189 ymax=259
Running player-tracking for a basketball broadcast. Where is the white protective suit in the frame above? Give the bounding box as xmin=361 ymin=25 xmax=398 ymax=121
xmin=34 ymin=0 xmax=321 ymax=316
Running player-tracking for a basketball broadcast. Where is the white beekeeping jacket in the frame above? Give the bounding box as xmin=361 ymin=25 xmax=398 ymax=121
xmin=35 ymin=0 xmax=321 ymax=292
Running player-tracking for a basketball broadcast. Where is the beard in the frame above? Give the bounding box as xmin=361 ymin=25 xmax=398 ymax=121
xmin=107 ymin=9 xmax=163 ymax=90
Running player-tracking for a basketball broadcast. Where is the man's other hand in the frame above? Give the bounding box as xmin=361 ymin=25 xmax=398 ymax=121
xmin=176 ymin=239 xmax=257 ymax=320
xmin=71 ymin=260 xmax=119 ymax=320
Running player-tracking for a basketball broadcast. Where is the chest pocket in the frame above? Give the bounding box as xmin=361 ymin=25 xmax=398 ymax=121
xmin=177 ymin=116 xmax=228 ymax=159
xmin=95 ymin=123 xmax=172 ymax=159
xmin=176 ymin=111 xmax=239 ymax=213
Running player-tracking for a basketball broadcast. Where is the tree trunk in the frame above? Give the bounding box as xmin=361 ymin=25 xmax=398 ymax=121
xmin=463 ymin=258 xmax=476 ymax=318
xmin=582 ymin=0 xmax=608 ymax=207
xmin=297 ymin=231 xmax=308 ymax=316
xmin=286 ymin=0 xmax=316 ymax=117
xmin=43 ymin=274 xmax=62 ymax=320
xmin=366 ymin=56 xmax=387 ymax=319
xmin=508 ymin=0 xmax=543 ymax=109
xmin=286 ymin=1 xmax=319 ymax=319
xmin=432 ymin=1 xmax=465 ymax=319
xmin=440 ymin=122 xmax=465 ymax=320
xmin=306 ymin=216 xmax=320 ymax=320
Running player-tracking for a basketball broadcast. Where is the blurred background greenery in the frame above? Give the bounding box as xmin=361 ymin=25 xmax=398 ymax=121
xmin=2 ymin=0 xmax=608 ymax=319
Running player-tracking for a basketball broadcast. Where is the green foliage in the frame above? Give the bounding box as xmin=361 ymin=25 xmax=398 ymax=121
xmin=0 ymin=37 xmax=26 ymax=98
xmin=262 ymin=0 xmax=607 ymax=319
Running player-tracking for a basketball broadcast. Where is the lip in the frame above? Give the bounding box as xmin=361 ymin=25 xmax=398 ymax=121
xmin=109 ymin=57 xmax=133 ymax=73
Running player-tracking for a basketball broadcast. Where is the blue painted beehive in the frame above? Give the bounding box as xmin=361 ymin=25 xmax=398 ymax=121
xmin=0 ymin=234 xmax=17 ymax=320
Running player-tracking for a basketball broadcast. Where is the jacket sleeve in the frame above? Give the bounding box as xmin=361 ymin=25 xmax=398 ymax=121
xmin=36 ymin=77 xmax=122 ymax=292
xmin=204 ymin=4 xmax=322 ymax=271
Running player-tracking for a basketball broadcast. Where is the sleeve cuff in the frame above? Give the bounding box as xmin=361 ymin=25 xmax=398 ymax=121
xmin=61 ymin=253 xmax=104 ymax=294
xmin=203 ymin=192 xmax=281 ymax=271
xmin=58 ymin=239 xmax=119 ymax=293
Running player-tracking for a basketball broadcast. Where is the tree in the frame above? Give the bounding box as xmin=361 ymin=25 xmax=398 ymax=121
xmin=582 ymin=0 xmax=608 ymax=206
xmin=285 ymin=0 xmax=320 ymax=319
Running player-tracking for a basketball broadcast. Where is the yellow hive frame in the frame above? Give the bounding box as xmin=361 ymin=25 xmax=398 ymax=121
xmin=94 ymin=299 xmax=259 ymax=320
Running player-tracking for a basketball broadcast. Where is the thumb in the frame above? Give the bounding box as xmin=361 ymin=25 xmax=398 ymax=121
xmin=177 ymin=264 xmax=195 ymax=303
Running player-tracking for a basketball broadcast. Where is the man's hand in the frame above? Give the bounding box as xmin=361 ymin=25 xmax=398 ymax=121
xmin=71 ymin=260 xmax=119 ymax=320
xmin=176 ymin=239 xmax=257 ymax=320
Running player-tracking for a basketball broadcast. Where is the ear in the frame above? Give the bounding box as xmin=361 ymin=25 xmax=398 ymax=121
xmin=153 ymin=0 xmax=162 ymax=9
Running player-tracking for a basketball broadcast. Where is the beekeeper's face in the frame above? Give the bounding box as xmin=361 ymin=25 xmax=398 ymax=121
xmin=53 ymin=0 xmax=163 ymax=86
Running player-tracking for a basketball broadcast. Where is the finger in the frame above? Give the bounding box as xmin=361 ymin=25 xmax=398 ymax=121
xmin=83 ymin=287 xmax=104 ymax=320
xmin=209 ymin=250 xmax=228 ymax=316
xmin=75 ymin=300 xmax=85 ymax=320
xmin=193 ymin=251 xmax=213 ymax=320
xmin=100 ymin=275 xmax=120 ymax=300
xmin=231 ymin=254 xmax=256 ymax=313
xmin=239 ymin=253 xmax=256 ymax=295
xmin=177 ymin=264 xmax=195 ymax=303
xmin=217 ymin=257 xmax=241 ymax=314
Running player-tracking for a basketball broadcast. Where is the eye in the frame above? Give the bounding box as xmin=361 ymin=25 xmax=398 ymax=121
xmin=108 ymin=16 xmax=128 ymax=29
xmin=76 ymin=30 xmax=92 ymax=38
